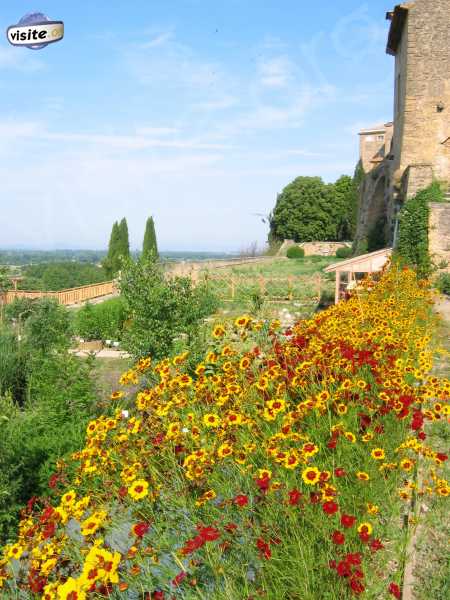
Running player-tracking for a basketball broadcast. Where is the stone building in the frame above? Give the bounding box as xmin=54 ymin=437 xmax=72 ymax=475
xmin=355 ymin=0 xmax=450 ymax=264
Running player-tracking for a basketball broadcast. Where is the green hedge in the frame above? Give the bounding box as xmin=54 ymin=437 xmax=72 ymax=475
xmin=336 ymin=246 xmax=352 ymax=259
xmin=286 ymin=246 xmax=305 ymax=259
xmin=74 ymin=297 xmax=126 ymax=342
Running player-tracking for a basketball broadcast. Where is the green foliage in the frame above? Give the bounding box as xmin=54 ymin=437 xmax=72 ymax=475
xmin=0 ymin=250 xmax=107 ymax=266
xmin=336 ymin=246 xmax=352 ymax=259
xmin=0 ymin=329 xmax=27 ymax=405
xmin=4 ymin=297 xmax=35 ymax=323
xmin=74 ymin=298 xmax=127 ymax=341
xmin=0 ymin=266 xmax=12 ymax=294
xmin=286 ymin=246 xmax=305 ymax=259
xmin=20 ymin=261 xmax=107 ymax=291
xmin=24 ymin=299 xmax=72 ymax=353
xmin=270 ymin=177 xmax=336 ymax=242
xmin=104 ymin=219 xmax=131 ymax=277
xmin=367 ymin=216 xmax=387 ymax=252
xmin=269 ymin=174 xmax=358 ymax=245
xmin=120 ymin=258 xmax=218 ymax=359
xmin=0 ymin=353 xmax=97 ymax=543
xmin=396 ymin=183 xmax=443 ymax=278
xmin=118 ymin=218 xmax=130 ymax=261
xmin=436 ymin=273 xmax=450 ymax=295
xmin=142 ymin=216 xmax=159 ymax=260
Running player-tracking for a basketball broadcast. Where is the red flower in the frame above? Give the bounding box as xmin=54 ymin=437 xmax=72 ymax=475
xmin=370 ymin=538 xmax=384 ymax=552
xmin=388 ymin=582 xmax=401 ymax=599
xmin=181 ymin=536 xmax=204 ymax=556
xmin=340 ymin=514 xmax=356 ymax=529
xmin=350 ymin=578 xmax=365 ymax=595
xmin=197 ymin=525 xmax=220 ymax=542
xmin=255 ymin=476 xmax=270 ymax=493
xmin=118 ymin=486 xmax=127 ymax=498
xmin=418 ymin=431 xmax=426 ymax=440
xmin=224 ymin=522 xmax=238 ymax=534
xmin=172 ymin=571 xmax=187 ymax=587
xmin=256 ymin=538 xmax=271 ymax=560
xmin=327 ymin=439 xmax=338 ymax=450
xmin=334 ymin=467 xmax=346 ymax=477
xmin=48 ymin=474 xmax=59 ymax=489
xmin=436 ymin=453 xmax=448 ymax=463
xmin=331 ymin=530 xmax=345 ymax=545
xmin=336 ymin=560 xmax=351 ymax=578
xmin=345 ymin=553 xmax=361 ymax=565
xmin=234 ymin=495 xmax=249 ymax=507
xmin=133 ymin=522 xmax=150 ymax=537
xmin=322 ymin=501 xmax=339 ymax=516
xmin=359 ymin=531 xmax=370 ymax=543
xmin=288 ymin=489 xmax=302 ymax=506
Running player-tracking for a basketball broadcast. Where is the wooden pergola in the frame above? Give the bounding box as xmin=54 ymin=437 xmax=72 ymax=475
xmin=324 ymin=248 xmax=392 ymax=304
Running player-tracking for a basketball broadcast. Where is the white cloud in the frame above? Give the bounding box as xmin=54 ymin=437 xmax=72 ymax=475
xmin=258 ymin=57 xmax=294 ymax=88
xmin=0 ymin=45 xmax=44 ymax=71
xmin=140 ymin=31 xmax=173 ymax=49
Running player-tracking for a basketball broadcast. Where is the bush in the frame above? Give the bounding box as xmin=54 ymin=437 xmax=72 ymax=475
xmin=436 ymin=273 xmax=450 ymax=295
xmin=0 ymin=353 xmax=97 ymax=544
xmin=120 ymin=258 xmax=219 ymax=359
xmin=336 ymin=246 xmax=352 ymax=259
xmin=74 ymin=298 xmax=127 ymax=342
xmin=24 ymin=299 xmax=72 ymax=353
xmin=0 ymin=329 xmax=27 ymax=405
xmin=286 ymin=246 xmax=305 ymax=259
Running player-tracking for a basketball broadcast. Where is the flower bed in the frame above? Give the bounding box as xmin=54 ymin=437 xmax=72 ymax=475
xmin=1 ymin=266 xmax=449 ymax=599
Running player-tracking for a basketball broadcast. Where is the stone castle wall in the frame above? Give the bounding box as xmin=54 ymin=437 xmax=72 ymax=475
xmin=429 ymin=202 xmax=450 ymax=267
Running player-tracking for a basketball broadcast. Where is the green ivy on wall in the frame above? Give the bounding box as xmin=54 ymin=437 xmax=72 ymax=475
xmin=396 ymin=182 xmax=443 ymax=279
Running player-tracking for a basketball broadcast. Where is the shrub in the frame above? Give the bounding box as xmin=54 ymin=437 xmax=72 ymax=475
xmin=74 ymin=298 xmax=127 ymax=342
xmin=24 ymin=299 xmax=71 ymax=353
xmin=336 ymin=246 xmax=352 ymax=259
xmin=0 ymin=329 xmax=27 ymax=405
xmin=396 ymin=182 xmax=443 ymax=279
xmin=436 ymin=273 xmax=450 ymax=295
xmin=286 ymin=246 xmax=305 ymax=259
xmin=120 ymin=258 xmax=219 ymax=359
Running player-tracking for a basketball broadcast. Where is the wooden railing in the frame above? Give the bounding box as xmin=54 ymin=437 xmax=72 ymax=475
xmin=201 ymin=274 xmax=323 ymax=303
xmin=4 ymin=281 xmax=117 ymax=306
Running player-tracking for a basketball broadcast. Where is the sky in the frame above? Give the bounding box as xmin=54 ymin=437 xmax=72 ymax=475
xmin=0 ymin=1 xmax=396 ymax=252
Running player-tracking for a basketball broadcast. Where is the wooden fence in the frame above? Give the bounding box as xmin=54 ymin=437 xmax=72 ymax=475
xmin=3 ymin=281 xmax=117 ymax=307
xmin=201 ymin=274 xmax=323 ymax=303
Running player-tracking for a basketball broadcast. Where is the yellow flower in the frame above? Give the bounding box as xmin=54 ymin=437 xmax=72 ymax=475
xmin=400 ymin=458 xmax=414 ymax=471
xmin=371 ymin=448 xmax=385 ymax=460
xmin=217 ymin=443 xmax=233 ymax=458
xmin=366 ymin=502 xmax=379 ymax=515
xmin=357 ymin=471 xmax=370 ymax=481
xmin=212 ymin=325 xmax=226 ymax=339
xmin=302 ymin=466 xmax=321 ymax=485
xmin=81 ymin=510 xmax=107 ymax=536
xmin=7 ymin=543 xmax=24 ymax=560
xmin=344 ymin=432 xmax=356 ymax=443
xmin=357 ymin=522 xmax=373 ymax=535
xmin=203 ymin=413 xmax=221 ymax=427
xmin=128 ymin=479 xmax=149 ymax=501
xmin=61 ymin=490 xmax=77 ymax=506
xmin=235 ymin=315 xmax=251 ymax=328
xmin=56 ymin=577 xmax=86 ymax=600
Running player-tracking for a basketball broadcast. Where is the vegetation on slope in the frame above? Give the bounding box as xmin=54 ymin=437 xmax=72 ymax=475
xmin=0 ymin=266 xmax=448 ymax=599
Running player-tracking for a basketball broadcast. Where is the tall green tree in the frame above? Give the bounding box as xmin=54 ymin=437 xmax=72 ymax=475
xmin=142 ymin=216 xmax=159 ymax=260
xmin=333 ymin=175 xmax=355 ymax=241
xmin=269 ymin=177 xmax=337 ymax=243
xmin=103 ymin=221 xmax=121 ymax=277
xmin=118 ymin=218 xmax=130 ymax=261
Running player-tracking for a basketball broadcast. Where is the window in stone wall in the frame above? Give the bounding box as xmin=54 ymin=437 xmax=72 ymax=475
xmin=377 ymin=135 xmax=384 ymax=141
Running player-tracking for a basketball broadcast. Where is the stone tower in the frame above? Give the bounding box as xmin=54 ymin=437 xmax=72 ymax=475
xmin=355 ymin=0 xmax=450 ymax=258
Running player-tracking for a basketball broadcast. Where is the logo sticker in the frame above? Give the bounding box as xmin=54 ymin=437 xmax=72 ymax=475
xmin=7 ymin=12 xmax=64 ymax=50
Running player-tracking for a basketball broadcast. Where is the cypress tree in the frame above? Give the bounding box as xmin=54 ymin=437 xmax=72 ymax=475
xmin=104 ymin=221 xmax=121 ymax=277
xmin=142 ymin=216 xmax=159 ymax=260
xmin=118 ymin=218 xmax=130 ymax=261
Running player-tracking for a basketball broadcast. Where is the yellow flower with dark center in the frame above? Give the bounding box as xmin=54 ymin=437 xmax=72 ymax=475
xmin=371 ymin=448 xmax=385 ymax=460
xmin=217 ymin=443 xmax=233 ymax=458
xmin=128 ymin=480 xmax=149 ymax=501
xmin=212 ymin=325 xmax=226 ymax=339
xmin=357 ymin=471 xmax=370 ymax=481
xmin=400 ymin=458 xmax=414 ymax=471
xmin=235 ymin=315 xmax=251 ymax=328
xmin=56 ymin=577 xmax=86 ymax=600
xmin=203 ymin=413 xmax=220 ymax=427
xmin=301 ymin=466 xmax=321 ymax=485
xmin=81 ymin=510 xmax=107 ymax=536
xmin=357 ymin=522 xmax=373 ymax=535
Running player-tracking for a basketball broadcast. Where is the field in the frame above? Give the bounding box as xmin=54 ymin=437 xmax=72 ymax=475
xmin=202 ymin=256 xmax=340 ymax=321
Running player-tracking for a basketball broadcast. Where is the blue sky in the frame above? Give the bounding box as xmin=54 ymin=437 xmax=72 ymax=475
xmin=0 ymin=1 xmax=395 ymax=251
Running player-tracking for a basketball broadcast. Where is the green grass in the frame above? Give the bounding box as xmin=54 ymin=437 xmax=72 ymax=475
xmin=411 ymin=316 xmax=450 ymax=599
xmin=202 ymin=257 xmax=339 ymax=321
